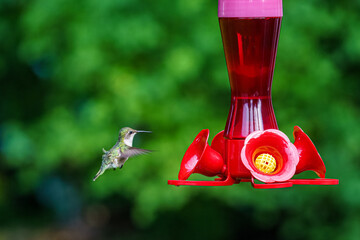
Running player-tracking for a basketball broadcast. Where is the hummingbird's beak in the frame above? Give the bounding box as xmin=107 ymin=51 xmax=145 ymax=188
xmin=93 ymin=166 xmax=106 ymax=181
xmin=136 ymin=130 xmax=152 ymax=133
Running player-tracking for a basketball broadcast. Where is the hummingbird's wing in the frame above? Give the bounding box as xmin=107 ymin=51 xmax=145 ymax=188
xmin=121 ymin=147 xmax=151 ymax=159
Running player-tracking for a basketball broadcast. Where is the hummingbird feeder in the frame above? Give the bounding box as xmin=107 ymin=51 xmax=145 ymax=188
xmin=168 ymin=0 xmax=339 ymax=189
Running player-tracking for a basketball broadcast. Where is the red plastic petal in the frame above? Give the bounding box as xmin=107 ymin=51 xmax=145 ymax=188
xmin=178 ymin=130 xmax=225 ymax=180
xmin=178 ymin=130 xmax=209 ymax=180
xmin=211 ymin=130 xmax=225 ymax=159
xmin=293 ymin=126 xmax=326 ymax=178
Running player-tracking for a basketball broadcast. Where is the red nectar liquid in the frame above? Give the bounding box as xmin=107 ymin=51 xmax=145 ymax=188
xmin=219 ymin=17 xmax=282 ymax=139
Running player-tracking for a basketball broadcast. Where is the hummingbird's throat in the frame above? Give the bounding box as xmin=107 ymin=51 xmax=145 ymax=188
xmin=124 ymin=135 xmax=135 ymax=146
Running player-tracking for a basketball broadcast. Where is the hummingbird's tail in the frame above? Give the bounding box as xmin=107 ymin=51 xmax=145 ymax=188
xmin=93 ymin=166 xmax=105 ymax=181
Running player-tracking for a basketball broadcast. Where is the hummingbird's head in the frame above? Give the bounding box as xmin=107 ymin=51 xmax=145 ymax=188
xmin=119 ymin=127 xmax=151 ymax=146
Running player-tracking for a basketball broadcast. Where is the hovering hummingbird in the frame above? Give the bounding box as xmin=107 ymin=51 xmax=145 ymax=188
xmin=93 ymin=127 xmax=151 ymax=181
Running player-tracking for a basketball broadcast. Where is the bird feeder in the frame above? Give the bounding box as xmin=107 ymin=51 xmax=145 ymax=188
xmin=168 ymin=0 xmax=338 ymax=189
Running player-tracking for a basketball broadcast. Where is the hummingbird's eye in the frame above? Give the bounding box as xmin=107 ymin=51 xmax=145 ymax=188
xmin=129 ymin=131 xmax=133 ymax=134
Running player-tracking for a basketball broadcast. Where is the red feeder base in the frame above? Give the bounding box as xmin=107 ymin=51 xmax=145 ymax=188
xmin=168 ymin=177 xmax=339 ymax=189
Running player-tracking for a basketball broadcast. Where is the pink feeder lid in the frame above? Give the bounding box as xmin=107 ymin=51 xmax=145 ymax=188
xmin=218 ymin=0 xmax=283 ymax=18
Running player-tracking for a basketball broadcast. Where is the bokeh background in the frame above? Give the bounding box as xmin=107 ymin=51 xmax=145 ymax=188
xmin=1 ymin=0 xmax=360 ymax=239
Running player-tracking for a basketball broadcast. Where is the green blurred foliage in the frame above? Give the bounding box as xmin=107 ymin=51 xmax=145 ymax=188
xmin=0 ymin=0 xmax=360 ymax=239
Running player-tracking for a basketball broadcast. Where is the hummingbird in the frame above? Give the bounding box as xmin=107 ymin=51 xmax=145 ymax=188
xmin=93 ymin=127 xmax=151 ymax=181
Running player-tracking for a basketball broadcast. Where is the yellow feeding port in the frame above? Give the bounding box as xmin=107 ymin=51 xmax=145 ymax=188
xmin=254 ymin=153 xmax=277 ymax=174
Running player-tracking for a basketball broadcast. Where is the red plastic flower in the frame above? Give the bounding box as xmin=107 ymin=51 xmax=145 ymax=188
xmin=241 ymin=129 xmax=299 ymax=183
